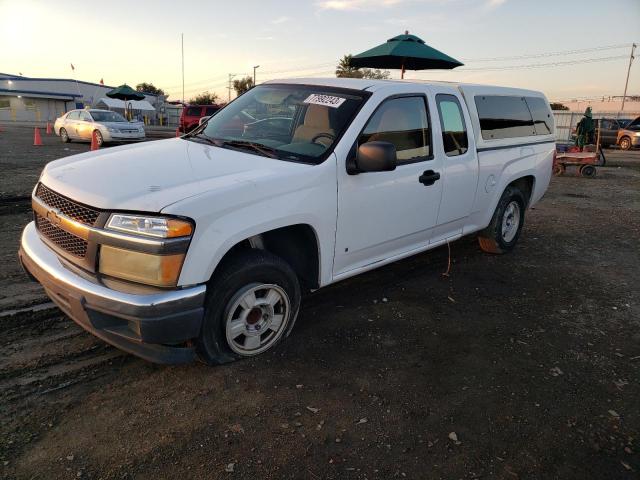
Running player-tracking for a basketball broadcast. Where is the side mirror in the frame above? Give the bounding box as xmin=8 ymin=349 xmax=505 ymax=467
xmin=348 ymin=141 xmax=397 ymax=174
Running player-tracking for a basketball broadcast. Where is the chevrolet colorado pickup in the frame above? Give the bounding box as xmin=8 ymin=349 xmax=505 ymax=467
xmin=19 ymin=78 xmax=555 ymax=364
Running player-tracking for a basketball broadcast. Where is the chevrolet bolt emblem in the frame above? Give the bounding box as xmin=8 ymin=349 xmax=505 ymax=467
xmin=46 ymin=208 xmax=62 ymax=225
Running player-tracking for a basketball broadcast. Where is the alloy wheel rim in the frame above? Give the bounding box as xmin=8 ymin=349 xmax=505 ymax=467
xmin=501 ymin=201 xmax=521 ymax=243
xmin=225 ymin=283 xmax=290 ymax=356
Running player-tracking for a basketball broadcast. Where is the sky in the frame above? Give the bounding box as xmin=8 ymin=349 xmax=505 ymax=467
xmin=0 ymin=0 xmax=638 ymax=103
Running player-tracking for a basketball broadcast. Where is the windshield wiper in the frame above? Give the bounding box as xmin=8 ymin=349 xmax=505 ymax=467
xmin=184 ymin=131 xmax=217 ymax=145
xmin=214 ymin=139 xmax=279 ymax=159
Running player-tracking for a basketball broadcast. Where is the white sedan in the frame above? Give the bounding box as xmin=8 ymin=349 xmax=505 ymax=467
xmin=54 ymin=109 xmax=145 ymax=147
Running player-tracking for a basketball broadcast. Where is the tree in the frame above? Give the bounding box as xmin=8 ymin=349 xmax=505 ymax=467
xmin=136 ymin=82 xmax=165 ymax=96
xmin=550 ymin=102 xmax=569 ymax=111
xmin=336 ymin=55 xmax=391 ymax=80
xmin=335 ymin=55 xmax=363 ymax=78
xmin=188 ymin=91 xmax=220 ymax=105
xmin=233 ymin=77 xmax=254 ymax=96
xmin=361 ymin=68 xmax=391 ymax=80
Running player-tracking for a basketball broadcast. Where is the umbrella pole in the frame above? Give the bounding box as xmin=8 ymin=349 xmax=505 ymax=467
xmin=401 ymin=60 xmax=405 ymax=79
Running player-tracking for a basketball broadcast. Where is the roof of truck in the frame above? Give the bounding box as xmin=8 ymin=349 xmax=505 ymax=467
xmin=265 ymin=77 xmax=545 ymax=98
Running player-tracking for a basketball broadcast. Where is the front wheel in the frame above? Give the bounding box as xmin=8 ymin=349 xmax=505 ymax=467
xmin=59 ymin=127 xmax=70 ymax=143
xmin=197 ymin=249 xmax=301 ymax=365
xmin=619 ymin=136 xmax=631 ymax=151
xmin=478 ymin=185 xmax=526 ymax=254
xmin=93 ymin=130 xmax=104 ymax=147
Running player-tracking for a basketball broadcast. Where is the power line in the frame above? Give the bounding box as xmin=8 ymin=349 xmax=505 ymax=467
xmin=435 ymin=55 xmax=629 ymax=72
xmin=461 ymin=43 xmax=630 ymax=62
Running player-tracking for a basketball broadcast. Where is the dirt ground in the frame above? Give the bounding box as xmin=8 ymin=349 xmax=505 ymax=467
xmin=0 ymin=125 xmax=638 ymax=479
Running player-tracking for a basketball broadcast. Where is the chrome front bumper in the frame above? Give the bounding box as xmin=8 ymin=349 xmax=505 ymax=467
xmin=19 ymin=222 xmax=206 ymax=364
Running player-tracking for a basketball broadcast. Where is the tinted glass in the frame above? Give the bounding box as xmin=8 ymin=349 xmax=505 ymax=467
xmin=436 ymin=94 xmax=468 ymax=156
xmin=185 ymin=106 xmax=202 ymax=116
xmin=359 ymin=96 xmax=431 ymax=164
xmin=475 ymin=96 xmax=535 ymax=140
xmin=525 ymin=96 xmax=553 ymax=135
xmin=205 ymin=106 xmax=218 ymax=116
xmin=67 ymin=111 xmax=80 ymax=120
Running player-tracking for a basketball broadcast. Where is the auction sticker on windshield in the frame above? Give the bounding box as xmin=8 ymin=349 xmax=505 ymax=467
xmin=304 ymin=94 xmax=346 ymax=108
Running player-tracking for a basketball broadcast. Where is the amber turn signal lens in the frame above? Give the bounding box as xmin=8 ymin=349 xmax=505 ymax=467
xmin=166 ymin=219 xmax=193 ymax=238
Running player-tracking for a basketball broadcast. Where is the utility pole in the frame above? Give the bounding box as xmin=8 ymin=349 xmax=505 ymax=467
xmin=621 ymin=43 xmax=636 ymax=112
xmin=253 ymin=65 xmax=260 ymax=86
xmin=227 ymin=73 xmax=237 ymax=103
xmin=181 ymin=33 xmax=185 ymax=104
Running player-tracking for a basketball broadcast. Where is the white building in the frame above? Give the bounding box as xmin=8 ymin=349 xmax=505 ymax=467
xmin=0 ymin=73 xmax=165 ymax=124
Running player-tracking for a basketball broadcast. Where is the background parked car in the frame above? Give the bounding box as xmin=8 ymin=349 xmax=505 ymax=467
xmin=54 ymin=109 xmax=145 ymax=147
xmin=597 ymin=117 xmax=631 ymax=147
xmin=616 ymin=116 xmax=640 ymax=150
xmin=179 ymin=105 xmax=221 ymax=133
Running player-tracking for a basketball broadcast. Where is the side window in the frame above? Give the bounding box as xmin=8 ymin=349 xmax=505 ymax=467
xmin=359 ymin=96 xmax=431 ymax=164
xmin=67 ymin=111 xmax=80 ymax=120
xmin=436 ymin=94 xmax=468 ymax=156
xmin=79 ymin=111 xmax=92 ymax=121
xmin=525 ymin=96 xmax=554 ymax=135
xmin=186 ymin=106 xmax=202 ymax=116
xmin=475 ymin=95 xmax=536 ymax=140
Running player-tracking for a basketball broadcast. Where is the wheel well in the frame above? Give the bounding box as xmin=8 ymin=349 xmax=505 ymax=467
xmin=509 ymin=175 xmax=535 ymax=206
xmin=216 ymin=224 xmax=320 ymax=290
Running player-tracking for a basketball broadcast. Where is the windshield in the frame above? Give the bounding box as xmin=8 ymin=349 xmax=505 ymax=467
xmin=91 ymin=111 xmax=127 ymax=123
xmin=199 ymin=84 xmax=367 ymax=163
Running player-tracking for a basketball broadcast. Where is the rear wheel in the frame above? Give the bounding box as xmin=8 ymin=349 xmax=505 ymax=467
xmin=619 ymin=136 xmax=631 ymax=151
xmin=59 ymin=127 xmax=70 ymax=143
xmin=580 ymin=165 xmax=596 ymax=178
xmin=197 ymin=249 xmax=301 ymax=365
xmin=478 ymin=185 xmax=526 ymax=254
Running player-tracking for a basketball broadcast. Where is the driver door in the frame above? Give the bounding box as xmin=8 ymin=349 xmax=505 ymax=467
xmin=334 ymin=93 xmax=443 ymax=277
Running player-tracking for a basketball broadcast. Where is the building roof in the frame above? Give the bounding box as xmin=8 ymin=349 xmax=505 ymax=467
xmin=95 ymin=97 xmax=156 ymax=111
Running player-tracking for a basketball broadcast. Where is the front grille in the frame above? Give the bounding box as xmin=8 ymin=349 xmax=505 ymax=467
xmin=35 ymin=183 xmax=100 ymax=226
xmin=36 ymin=214 xmax=88 ymax=258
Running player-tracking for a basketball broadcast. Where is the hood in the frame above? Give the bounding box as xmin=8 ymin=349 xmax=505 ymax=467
xmin=40 ymin=138 xmax=309 ymax=212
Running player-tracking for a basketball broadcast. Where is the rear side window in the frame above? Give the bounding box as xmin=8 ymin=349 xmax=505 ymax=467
xmin=185 ymin=106 xmax=202 ymax=116
xmin=436 ymin=94 xmax=468 ymax=156
xmin=67 ymin=111 xmax=80 ymax=120
xmin=525 ymin=97 xmax=553 ymax=135
xmin=205 ymin=106 xmax=218 ymax=116
xmin=359 ymin=96 xmax=431 ymax=164
xmin=475 ymin=96 xmax=535 ymax=140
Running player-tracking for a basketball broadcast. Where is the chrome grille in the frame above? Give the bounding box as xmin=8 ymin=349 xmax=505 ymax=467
xmin=35 ymin=183 xmax=100 ymax=226
xmin=35 ymin=214 xmax=88 ymax=258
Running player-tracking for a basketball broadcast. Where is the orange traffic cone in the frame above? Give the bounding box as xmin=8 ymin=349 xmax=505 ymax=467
xmin=175 ymin=127 xmax=180 ymax=137
xmin=33 ymin=127 xmax=43 ymax=146
xmin=46 ymin=122 xmax=52 ymax=135
xmin=90 ymin=130 xmax=99 ymax=151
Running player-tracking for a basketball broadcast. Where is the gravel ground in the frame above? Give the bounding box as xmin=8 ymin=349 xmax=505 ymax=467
xmin=0 ymin=125 xmax=638 ymax=479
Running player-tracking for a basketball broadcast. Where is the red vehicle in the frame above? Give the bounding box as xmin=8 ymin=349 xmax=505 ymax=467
xmin=179 ymin=104 xmax=221 ymax=133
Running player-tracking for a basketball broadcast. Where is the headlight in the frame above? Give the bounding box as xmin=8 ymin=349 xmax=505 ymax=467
xmin=106 ymin=214 xmax=193 ymax=238
xmin=107 ymin=127 xmax=120 ymax=133
xmin=99 ymin=246 xmax=185 ymax=287
xmin=100 ymin=214 xmax=194 ymax=287
xmin=634 ymin=132 xmax=640 ymax=137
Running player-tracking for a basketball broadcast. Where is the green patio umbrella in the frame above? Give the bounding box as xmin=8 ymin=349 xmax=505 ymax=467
xmin=350 ymin=31 xmax=463 ymax=79
xmin=106 ymin=84 xmax=145 ymax=120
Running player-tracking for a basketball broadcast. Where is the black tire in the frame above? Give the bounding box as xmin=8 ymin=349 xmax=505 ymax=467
xmin=478 ymin=185 xmax=526 ymax=254
xmin=197 ymin=249 xmax=301 ymax=365
xmin=59 ymin=127 xmax=70 ymax=143
xmin=619 ymin=136 xmax=631 ymax=151
xmin=580 ymin=165 xmax=596 ymax=178
xmin=93 ymin=130 xmax=104 ymax=147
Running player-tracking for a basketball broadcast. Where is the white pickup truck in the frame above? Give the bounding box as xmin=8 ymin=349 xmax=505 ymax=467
xmin=19 ymin=78 xmax=555 ymax=364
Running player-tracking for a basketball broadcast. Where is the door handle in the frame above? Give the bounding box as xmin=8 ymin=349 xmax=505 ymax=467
xmin=418 ymin=170 xmax=440 ymax=186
